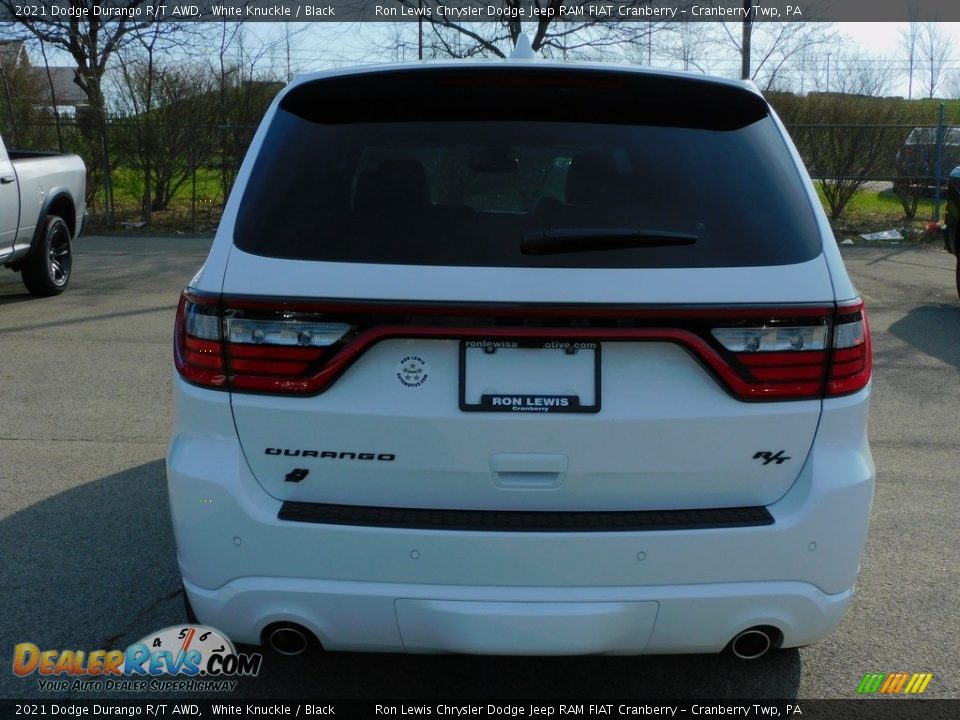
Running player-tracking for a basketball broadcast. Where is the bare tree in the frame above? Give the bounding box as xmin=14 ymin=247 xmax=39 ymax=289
xmin=807 ymin=47 xmax=898 ymax=98
xmin=724 ymin=0 xmax=833 ymax=86
xmin=368 ymin=23 xmax=421 ymax=63
xmin=898 ymin=7 xmax=921 ymax=99
xmin=112 ymin=62 xmax=218 ymax=215
xmin=719 ymin=20 xmax=835 ymax=91
xmin=663 ymin=21 xmax=719 ymax=74
xmin=946 ymin=70 xmax=960 ymax=99
xmin=740 ymin=0 xmax=751 ymax=80
xmin=918 ymin=20 xmax=954 ymax=98
xmin=387 ymin=2 xmax=670 ymax=59
xmin=0 ymin=0 xmax=168 ymax=223
xmin=0 ymin=42 xmax=42 ymax=148
xmin=0 ymin=38 xmax=75 ymax=153
xmin=207 ymin=21 xmax=286 ymax=202
xmin=112 ymin=21 xmax=188 ymax=222
xmin=777 ymin=93 xmax=915 ymax=220
xmin=35 ymin=37 xmax=65 ymax=152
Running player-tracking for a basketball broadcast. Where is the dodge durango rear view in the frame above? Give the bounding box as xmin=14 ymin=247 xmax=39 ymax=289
xmin=166 ymin=62 xmax=874 ymax=659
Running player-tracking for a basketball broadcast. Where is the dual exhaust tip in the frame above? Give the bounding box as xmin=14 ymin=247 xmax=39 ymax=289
xmin=264 ymin=621 xmax=779 ymax=659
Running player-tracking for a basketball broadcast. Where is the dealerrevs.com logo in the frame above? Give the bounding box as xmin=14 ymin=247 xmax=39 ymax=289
xmin=13 ymin=625 xmax=262 ymax=693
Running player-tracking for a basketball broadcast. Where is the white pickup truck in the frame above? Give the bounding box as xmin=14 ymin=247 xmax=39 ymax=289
xmin=0 ymin=132 xmax=86 ymax=296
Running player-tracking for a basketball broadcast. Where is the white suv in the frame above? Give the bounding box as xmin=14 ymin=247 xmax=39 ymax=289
xmin=167 ymin=62 xmax=873 ymax=660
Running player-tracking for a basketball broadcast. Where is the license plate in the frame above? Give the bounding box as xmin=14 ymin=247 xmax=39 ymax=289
xmin=459 ymin=340 xmax=600 ymax=413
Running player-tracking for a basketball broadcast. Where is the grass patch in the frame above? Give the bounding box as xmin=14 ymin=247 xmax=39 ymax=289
xmin=813 ymin=182 xmax=945 ymax=240
xmin=85 ymin=170 xmax=947 ymax=239
xmin=106 ymin=166 xmax=224 ymax=205
xmin=85 ymin=166 xmax=226 ymax=234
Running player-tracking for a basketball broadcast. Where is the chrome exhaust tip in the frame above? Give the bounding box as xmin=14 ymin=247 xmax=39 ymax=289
xmin=730 ymin=628 xmax=773 ymax=660
xmin=266 ymin=624 xmax=312 ymax=656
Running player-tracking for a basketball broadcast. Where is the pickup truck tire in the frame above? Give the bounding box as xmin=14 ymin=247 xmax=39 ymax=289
xmin=21 ymin=214 xmax=72 ymax=296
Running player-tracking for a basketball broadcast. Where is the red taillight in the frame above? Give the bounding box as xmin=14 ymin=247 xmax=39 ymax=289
xmin=174 ymin=293 xmax=226 ymax=388
xmin=227 ymin=343 xmax=326 ymax=393
xmin=224 ymin=313 xmax=352 ymax=393
xmin=826 ymin=302 xmax=872 ymax=396
xmin=711 ymin=320 xmax=830 ymax=399
xmin=174 ymin=291 xmax=355 ymax=392
xmin=173 ymin=292 xmax=871 ymax=400
xmin=709 ymin=300 xmax=871 ymax=399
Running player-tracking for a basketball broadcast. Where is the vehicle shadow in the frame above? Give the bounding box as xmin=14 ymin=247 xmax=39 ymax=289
xmin=246 ymin=645 xmax=802 ymax=699
xmin=888 ymin=303 xmax=960 ymax=370
xmin=0 ymin=275 xmax=38 ymax=304
xmin=0 ymin=460 xmax=801 ymax=701
xmin=0 ymin=292 xmax=37 ymax=306
xmin=0 ymin=460 xmax=183 ymax=700
xmin=0 ymin=304 xmax=175 ymax=334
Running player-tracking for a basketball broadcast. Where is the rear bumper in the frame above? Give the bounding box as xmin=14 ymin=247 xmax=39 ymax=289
xmin=167 ymin=379 xmax=873 ymax=654
xmin=184 ymin=576 xmax=850 ymax=654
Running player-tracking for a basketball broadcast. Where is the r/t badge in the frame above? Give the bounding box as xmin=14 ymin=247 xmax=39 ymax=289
xmin=753 ymin=451 xmax=791 ymax=465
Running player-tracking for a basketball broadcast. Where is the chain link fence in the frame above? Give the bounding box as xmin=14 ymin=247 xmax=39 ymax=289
xmin=5 ymin=119 xmax=259 ymax=233
xmin=795 ymin=122 xmax=958 ymax=222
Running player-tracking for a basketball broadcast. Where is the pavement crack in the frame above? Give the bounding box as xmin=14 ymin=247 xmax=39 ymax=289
xmin=102 ymin=586 xmax=184 ymax=648
xmin=0 ymin=437 xmax=166 ymax=445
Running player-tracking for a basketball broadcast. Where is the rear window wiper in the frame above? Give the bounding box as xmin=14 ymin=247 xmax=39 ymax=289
xmin=521 ymin=228 xmax=698 ymax=255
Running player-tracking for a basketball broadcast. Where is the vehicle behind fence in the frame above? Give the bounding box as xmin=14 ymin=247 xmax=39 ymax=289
xmin=787 ymin=120 xmax=959 ymax=222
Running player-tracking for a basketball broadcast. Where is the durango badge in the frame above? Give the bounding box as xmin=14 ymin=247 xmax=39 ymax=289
xmin=397 ymin=355 xmax=428 ymax=387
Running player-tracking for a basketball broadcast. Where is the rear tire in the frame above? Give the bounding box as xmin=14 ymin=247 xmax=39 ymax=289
xmin=21 ymin=215 xmax=72 ymax=296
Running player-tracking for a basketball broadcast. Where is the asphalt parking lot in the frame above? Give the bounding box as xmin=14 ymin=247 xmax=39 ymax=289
xmin=1 ymin=236 xmax=958 ymax=700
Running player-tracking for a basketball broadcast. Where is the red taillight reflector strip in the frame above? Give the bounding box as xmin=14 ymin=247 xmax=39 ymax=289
xmin=737 ymin=351 xmax=826 ymax=368
xmin=826 ymin=302 xmax=871 ymax=396
xmin=748 ymin=365 xmax=825 ymax=383
xmin=711 ymin=321 xmax=829 ymax=399
xmin=229 ymin=359 xmax=311 ymax=375
xmin=172 ymin=291 xmax=871 ymax=401
xmin=173 ymin=294 xmax=227 ymax=388
xmin=227 ymin=343 xmax=323 ymax=377
xmin=181 ymin=336 xmax=224 ymax=370
xmin=734 ymin=350 xmax=826 ymax=391
xmin=228 ymin=345 xmax=323 ymax=361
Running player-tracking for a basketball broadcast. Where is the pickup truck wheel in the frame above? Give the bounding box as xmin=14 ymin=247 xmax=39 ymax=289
xmin=21 ymin=214 xmax=72 ymax=296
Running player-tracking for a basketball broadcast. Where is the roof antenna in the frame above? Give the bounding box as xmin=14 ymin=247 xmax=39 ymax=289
xmin=510 ymin=33 xmax=537 ymax=60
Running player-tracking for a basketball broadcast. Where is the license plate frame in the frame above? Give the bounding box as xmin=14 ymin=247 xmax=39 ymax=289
xmin=458 ymin=339 xmax=601 ymax=414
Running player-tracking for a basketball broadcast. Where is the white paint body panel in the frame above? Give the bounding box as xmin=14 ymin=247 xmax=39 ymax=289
xmin=168 ymin=379 xmax=873 ymax=653
xmin=167 ymin=61 xmax=874 ymax=655
xmin=232 ymin=340 xmax=821 ymax=510
xmin=220 ymin=247 xmax=835 ymax=304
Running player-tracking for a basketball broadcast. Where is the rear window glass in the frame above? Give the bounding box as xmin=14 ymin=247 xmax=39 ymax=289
xmin=235 ymin=68 xmax=822 ymax=268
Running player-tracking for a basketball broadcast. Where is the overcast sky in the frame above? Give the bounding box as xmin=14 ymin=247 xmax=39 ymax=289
xmin=14 ymin=20 xmax=960 ymax=98
xmin=841 ymin=21 xmax=959 ymax=54
xmin=260 ymin=20 xmax=960 ymax=89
